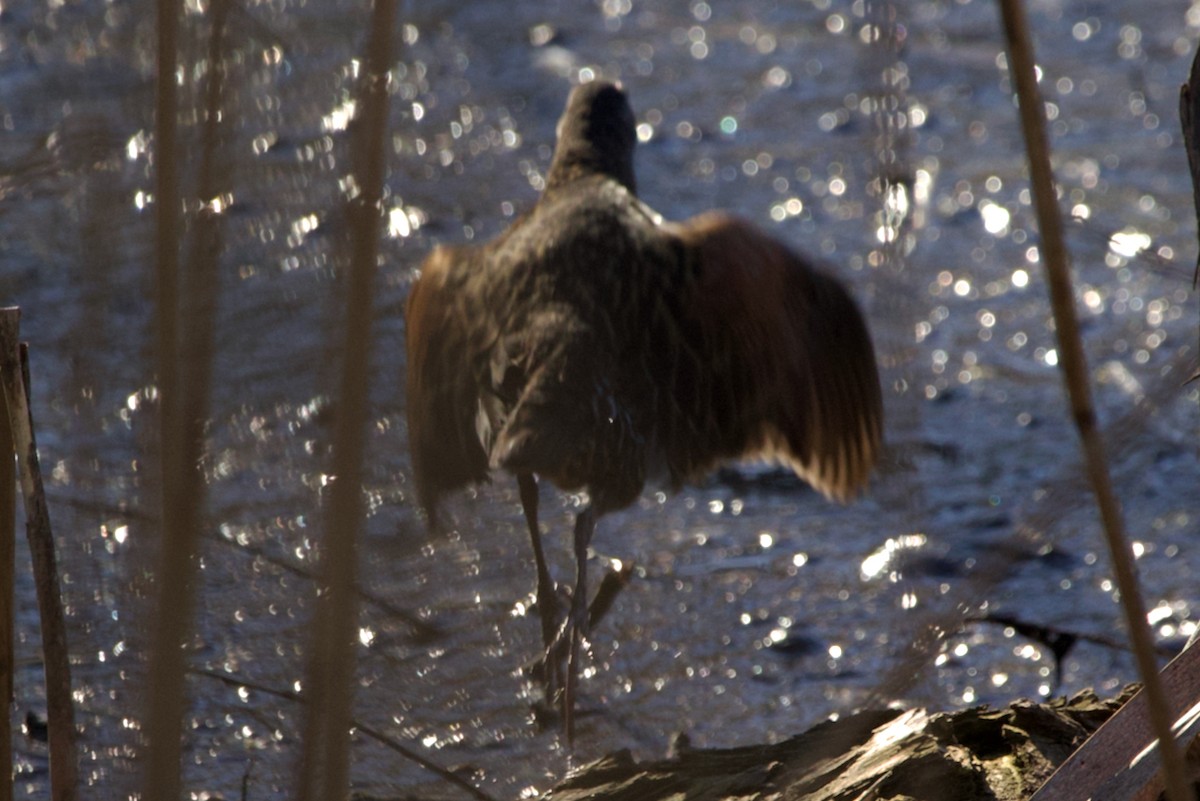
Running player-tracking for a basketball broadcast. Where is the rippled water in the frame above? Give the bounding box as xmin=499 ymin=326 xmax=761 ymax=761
xmin=0 ymin=0 xmax=1197 ymax=797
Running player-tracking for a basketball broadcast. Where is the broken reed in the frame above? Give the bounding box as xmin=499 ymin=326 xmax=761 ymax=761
xmin=0 ymin=311 xmax=77 ymax=801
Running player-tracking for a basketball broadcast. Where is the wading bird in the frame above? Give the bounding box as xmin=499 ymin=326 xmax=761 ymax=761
xmin=405 ymin=81 xmax=883 ymax=743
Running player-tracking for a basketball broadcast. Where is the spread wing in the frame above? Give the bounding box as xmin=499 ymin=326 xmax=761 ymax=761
xmin=404 ymin=245 xmax=489 ymax=525
xmin=661 ymin=212 xmax=883 ymax=502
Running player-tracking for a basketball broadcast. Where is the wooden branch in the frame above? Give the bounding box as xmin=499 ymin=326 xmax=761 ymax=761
xmin=0 ymin=310 xmax=77 ymax=801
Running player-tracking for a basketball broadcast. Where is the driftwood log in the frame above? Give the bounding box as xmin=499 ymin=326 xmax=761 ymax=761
xmin=543 ymin=690 xmax=1132 ymax=801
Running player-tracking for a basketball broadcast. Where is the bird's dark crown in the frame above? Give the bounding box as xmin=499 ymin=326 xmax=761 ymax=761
xmin=545 ymin=81 xmax=638 ymax=194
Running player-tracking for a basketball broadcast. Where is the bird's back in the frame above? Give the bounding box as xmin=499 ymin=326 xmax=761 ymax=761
xmin=405 ymin=174 xmax=671 ymax=522
xmin=485 ymin=178 xmax=673 ymax=325
xmin=476 ymin=177 xmax=678 ymax=511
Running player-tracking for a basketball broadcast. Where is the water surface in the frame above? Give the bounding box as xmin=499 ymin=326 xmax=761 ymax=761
xmin=0 ymin=0 xmax=1197 ymax=797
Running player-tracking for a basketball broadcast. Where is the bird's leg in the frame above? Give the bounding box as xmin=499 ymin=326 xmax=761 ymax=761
xmin=518 ymin=472 xmax=562 ymax=696
xmin=563 ymin=504 xmax=595 ymax=746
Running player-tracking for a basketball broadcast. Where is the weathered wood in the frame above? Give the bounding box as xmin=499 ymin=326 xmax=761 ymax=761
xmin=0 ymin=310 xmax=77 ymax=801
xmin=1030 ymin=642 xmax=1200 ymax=801
xmin=542 ymin=691 xmax=1126 ymax=801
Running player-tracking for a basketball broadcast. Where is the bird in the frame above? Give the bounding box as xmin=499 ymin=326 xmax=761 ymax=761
xmin=405 ymin=80 xmax=884 ymax=743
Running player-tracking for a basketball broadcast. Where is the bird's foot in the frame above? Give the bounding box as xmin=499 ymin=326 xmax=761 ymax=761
xmin=522 ymin=592 xmax=591 ymax=741
xmin=521 ymin=580 xmax=573 ymax=688
xmin=559 ymin=582 xmax=593 ymax=746
xmin=525 ymin=560 xmax=635 ymax=742
xmin=536 ymin=581 xmax=572 ymax=651
xmin=524 ymin=601 xmax=580 ymax=688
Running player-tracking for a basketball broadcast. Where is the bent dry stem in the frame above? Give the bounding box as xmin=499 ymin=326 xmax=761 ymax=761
xmin=996 ymin=2 xmax=1192 ymax=800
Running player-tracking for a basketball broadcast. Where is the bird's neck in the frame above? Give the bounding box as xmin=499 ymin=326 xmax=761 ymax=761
xmin=545 ymin=150 xmax=637 ymax=195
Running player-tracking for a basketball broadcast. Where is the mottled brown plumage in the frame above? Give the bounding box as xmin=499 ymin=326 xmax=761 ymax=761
xmin=405 ymin=81 xmax=883 ymax=742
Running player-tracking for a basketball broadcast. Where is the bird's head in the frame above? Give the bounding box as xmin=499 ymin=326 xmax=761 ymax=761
xmin=546 ymin=80 xmax=638 ymax=193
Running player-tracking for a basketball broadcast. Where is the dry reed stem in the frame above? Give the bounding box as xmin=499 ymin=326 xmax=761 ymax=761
xmin=142 ymin=0 xmax=185 ymax=795
xmin=996 ymin=2 xmax=1192 ymax=800
xmin=1178 ymin=48 xmax=1200 ymax=382
xmin=296 ymin=2 xmax=396 ymax=797
xmin=180 ymin=0 xmax=231 ymax=428
xmin=0 ymin=313 xmax=77 ymax=801
xmin=1180 ymin=47 xmax=1200 ymax=288
xmin=0 ymin=319 xmax=17 ymax=801
xmin=142 ymin=0 xmax=231 ymax=797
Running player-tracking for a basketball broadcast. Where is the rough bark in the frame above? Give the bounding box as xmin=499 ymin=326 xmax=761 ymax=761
xmin=544 ymin=690 xmax=1132 ymax=801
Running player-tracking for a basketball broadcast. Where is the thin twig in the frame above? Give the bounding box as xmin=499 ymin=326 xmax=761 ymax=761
xmin=195 ymin=668 xmax=498 ymax=801
xmin=41 ymin=490 xmax=442 ymax=640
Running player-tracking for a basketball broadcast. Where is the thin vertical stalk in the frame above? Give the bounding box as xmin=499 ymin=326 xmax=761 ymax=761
xmin=0 ymin=313 xmax=77 ymax=801
xmin=142 ymin=0 xmax=189 ymax=797
xmin=996 ymin=3 xmax=1192 ymax=801
xmin=1180 ymin=47 xmax=1200 ymax=288
xmin=180 ymin=0 xmax=231 ymax=421
xmin=145 ymin=1 xmax=234 ymax=793
xmin=1178 ymin=47 xmax=1200 ymax=383
xmin=153 ymin=0 xmax=180 ymax=449
xmin=0 ymin=318 xmax=10 ymax=801
xmin=296 ymin=2 xmax=396 ymax=798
